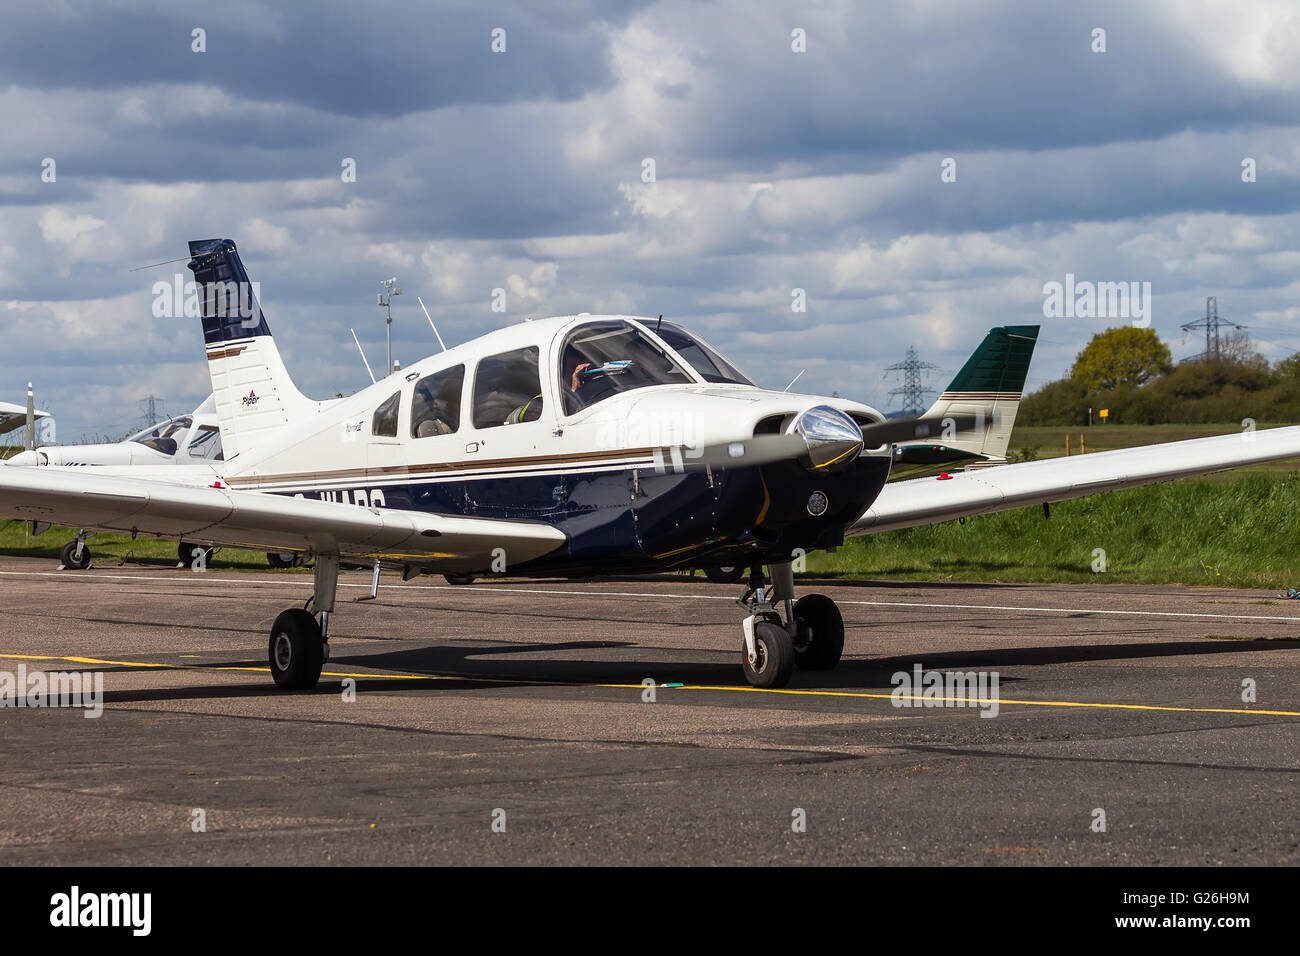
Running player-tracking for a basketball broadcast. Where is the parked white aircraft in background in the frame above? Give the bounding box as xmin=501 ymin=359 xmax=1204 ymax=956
xmin=2 ymin=238 xmax=1299 ymax=693
xmin=4 ymin=395 xmax=299 ymax=569
xmin=6 ymin=394 xmax=224 ymax=468
xmin=0 ymin=395 xmax=48 ymax=441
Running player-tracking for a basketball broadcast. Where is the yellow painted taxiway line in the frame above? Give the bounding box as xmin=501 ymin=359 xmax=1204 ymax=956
xmin=595 ymin=682 xmax=1300 ymax=718
xmin=0 ymin=652 xmax=442 ymax=682
xmin=2 ymin=653 xmax=1298 ymax=719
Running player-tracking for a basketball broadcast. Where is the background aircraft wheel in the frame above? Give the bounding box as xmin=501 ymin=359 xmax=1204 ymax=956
xmin=703 ymin=565 xmax=744 ymax=584
xmin=179 ymin=542 xmax=214 ymax=566
xmin=742 ymin=620 xmax=796 ymax=688
xmin=266 ymin=551 xmax=293 ymax=569
xmin=60 ymin=541 xmax=90 ymax=570
xmin=793 ymin=594 xmax=845 ymax=670
xmin=444 ymin=573 xmax=475 ymax=585
xmin=268 ymin=609 xmax=324 ymax=691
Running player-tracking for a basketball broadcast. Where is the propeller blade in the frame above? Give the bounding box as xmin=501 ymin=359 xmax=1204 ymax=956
xmin=859 ymin=414 xmax=980 ymax=448
xmin=650 ymin=434 xmax=809 ymax=474
xmin=648 ymin=409 xmax=979 ymax=475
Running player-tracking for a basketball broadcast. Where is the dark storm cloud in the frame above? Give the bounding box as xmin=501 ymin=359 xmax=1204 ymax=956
xmin=645 ymin=1 xmax=1300 ymax=172
xmin=0 ymin=1 xmax=646 ymax=116
xmin=2 ymin=0 xmax=1299 ymax=435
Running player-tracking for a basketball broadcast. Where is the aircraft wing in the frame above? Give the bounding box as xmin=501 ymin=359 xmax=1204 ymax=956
xmin=0 ymin=400 xmax=48 ymax=437
xmin=851 ymin=426 xmax=1300 ymax=534
xmin=0 ymin=467 xmax=566 ymax=571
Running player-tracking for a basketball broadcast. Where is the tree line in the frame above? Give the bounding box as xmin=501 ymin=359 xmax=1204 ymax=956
xmin=1020 ymin=326 xmax=1300 ymax=426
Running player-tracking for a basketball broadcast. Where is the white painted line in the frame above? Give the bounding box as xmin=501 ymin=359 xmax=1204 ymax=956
xmin=840 ymin=599 xmax=1300 ymax=624
xmin=1 ymin=568 xmax=1299 ymax=625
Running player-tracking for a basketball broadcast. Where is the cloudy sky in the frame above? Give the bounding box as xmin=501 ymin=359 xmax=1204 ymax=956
xmin=3 ymin=0 xmax=1299 ymax=439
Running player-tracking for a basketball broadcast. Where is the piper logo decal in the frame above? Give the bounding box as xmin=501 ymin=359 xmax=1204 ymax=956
xmin=241 ymin=389 xmax=260 ymax=407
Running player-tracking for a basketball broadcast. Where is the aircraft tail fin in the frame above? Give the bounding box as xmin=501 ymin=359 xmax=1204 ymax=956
xmin=898 ymin=325 xmax=1039 ymax=466
xmin=187 ymin=239 xmax=314 ymax=464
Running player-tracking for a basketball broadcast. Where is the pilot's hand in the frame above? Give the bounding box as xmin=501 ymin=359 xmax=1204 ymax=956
xmin=571 ymin=363 xmax=592 ymax=390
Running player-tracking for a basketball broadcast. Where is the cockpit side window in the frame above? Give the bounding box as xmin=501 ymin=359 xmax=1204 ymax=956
xmin=411 ymin=365 xmax=465 ymax=438
xmin=473 ymin=347 xmax=543 ymax=428
xmin=655 ymin=322 xmax=755 ymax=386
xmin=559 ymin=321 xmax=693 ymax=414
xmin=372 ymin=391 xmax=401 ymax=438
xmin=128 ymin=416 xmax=193 ymax=456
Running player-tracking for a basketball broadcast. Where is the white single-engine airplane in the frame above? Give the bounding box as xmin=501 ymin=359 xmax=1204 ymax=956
xmin=3 ymin=238 xmax=1299 ymax=692
xmin=2 ymin=395 xmax=301 ymax=569
xmin=6 ymin=394 xmax=224 ymax=469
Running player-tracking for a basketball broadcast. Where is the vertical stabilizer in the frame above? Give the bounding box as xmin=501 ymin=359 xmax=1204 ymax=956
xmin=187 ymin=239 xmax=315 ymax=463
xmin=897 ymin=325 xmax=1039 ymax=466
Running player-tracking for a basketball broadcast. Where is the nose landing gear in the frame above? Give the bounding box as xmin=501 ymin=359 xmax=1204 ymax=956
xmin=737 ymin=561 xmax=844 ymax=688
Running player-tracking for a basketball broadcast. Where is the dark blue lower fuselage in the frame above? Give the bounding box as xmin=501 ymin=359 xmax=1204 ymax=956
xmin=287 ymin=455 xmax=891 ymax=575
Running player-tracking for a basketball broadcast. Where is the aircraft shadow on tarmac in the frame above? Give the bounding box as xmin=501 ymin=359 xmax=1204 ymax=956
xmin=90 ymin=635 xmax=1300 ymax=706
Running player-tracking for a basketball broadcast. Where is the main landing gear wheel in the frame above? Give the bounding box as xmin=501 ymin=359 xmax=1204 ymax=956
xmin=444 ymin=573 xmax=476 ymax=585
xmin=793 ymin=593 xmax=845 ymax=670
xmin=60 ymin=540 xmax=91 ymax=570
xmin=742 ymin=620 xmax=796 ymax=688
xmin=268 ymin=608 xmax=324 ymax=691
xmin=267 ymin=553 xmax=337 ymax=692
xmin=704 ymin=565 xmax=744 ymax=584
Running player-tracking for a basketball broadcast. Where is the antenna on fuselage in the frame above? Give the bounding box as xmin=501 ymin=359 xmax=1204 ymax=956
xmin=350 ymin=328 xmax=377 ymax=384
xmin=655 ymin=314 xmax=663 ymax=334
xmin=417 ymin=296 xmax=448 ymax=352
xmin=783 ymin=369 xmax=806 ymax=392
xmin=127 ymin=254 xmax=192 ymax=272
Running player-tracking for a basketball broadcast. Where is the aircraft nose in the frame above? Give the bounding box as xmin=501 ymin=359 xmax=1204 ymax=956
xmin=794 ymin=405 xmax=863 ymax=472
xmin=4 ymin=450 xmax=37 ymax=466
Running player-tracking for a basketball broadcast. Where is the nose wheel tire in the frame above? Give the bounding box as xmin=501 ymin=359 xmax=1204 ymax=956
xmin=742 ymin=620 xmax=796 ymax=688
xmin=444 ymin=573 xmax=476 ymax=585
xmin=269 ymin=608 xmax=324 ymax=691
xmin=793 ymin=594 xmax=845 ymax=670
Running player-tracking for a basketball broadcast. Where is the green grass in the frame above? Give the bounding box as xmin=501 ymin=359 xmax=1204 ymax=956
xmin=810 ymin=472 xmax=1300 ymax=589
xmin=7 ymin=425 xmax=1300 ymax=587
xmin=0 ymin=521 xmax=288 ymax=572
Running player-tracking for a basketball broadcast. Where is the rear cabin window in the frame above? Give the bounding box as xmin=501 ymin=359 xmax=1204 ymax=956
xmin=473 ymin=347 xmax=542 ymax=428
xmin=372 ymin=391 xmax=400 ymax=437
xmin=410 ymin=365 xmax=465 ymax=438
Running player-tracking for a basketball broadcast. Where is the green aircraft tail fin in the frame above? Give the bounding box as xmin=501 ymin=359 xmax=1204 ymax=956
xmin=897 ymin=325 xmax=1039 ymax=466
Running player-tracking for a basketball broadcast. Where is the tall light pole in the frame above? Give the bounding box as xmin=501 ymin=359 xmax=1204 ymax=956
xmin=378 ymin=276 xmax=401 ymax=374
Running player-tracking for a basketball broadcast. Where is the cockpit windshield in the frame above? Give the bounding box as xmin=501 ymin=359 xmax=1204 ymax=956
xmin=559 ymin=320 xmax=694 ymax=414
xmin=654 ymin=322 xmax=755 ymax=386
xmin=126 ymin=416 xmax=192 ymax=456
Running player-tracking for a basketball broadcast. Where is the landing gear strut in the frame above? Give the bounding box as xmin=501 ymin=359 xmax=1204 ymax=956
xmin=268 ymin=554 xmax=338 ymax=691
xmin=737 ymin=561 xmax=844 ymax=688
